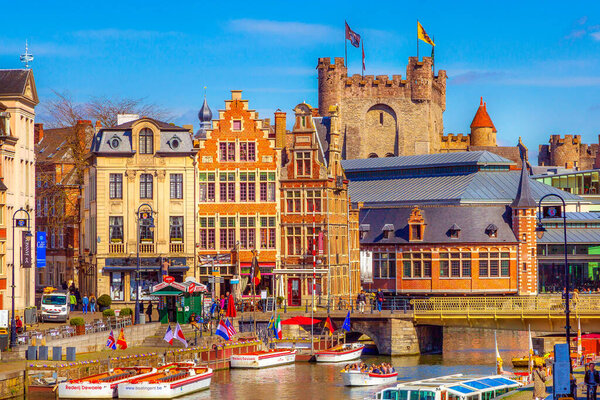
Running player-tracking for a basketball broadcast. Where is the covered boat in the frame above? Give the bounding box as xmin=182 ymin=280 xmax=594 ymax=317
xmin=371 ymin=374 xmax=521 ymax=400
xmin=341 ymin=370 xmax=398 ymax=386
xmin=511 ymin=356 xmax=545 ymax=368
xmin=315 ymin=343 xmax=365 ymax=363
xmin=57 ymin=366 xmax=155 ymax=399
xmin=229 ymin=349 xmax=296 ymax=369
xmin=117 ymin=363 xmax=212 ymax=399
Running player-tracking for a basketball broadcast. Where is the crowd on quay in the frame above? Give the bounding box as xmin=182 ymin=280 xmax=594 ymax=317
xmin=342 ymin=362 xmax=395 ymax=375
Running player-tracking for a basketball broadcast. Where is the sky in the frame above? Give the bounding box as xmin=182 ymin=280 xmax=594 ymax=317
xmin=2 ymin=1 xmax=600 ymax=161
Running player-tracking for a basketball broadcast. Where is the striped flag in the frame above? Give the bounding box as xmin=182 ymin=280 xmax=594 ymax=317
xmin=163 ymin=325 xmax=174 ymax=345
xmin=106 ymin=329 xmax=116 ymax=350
xmin=225 ymin=318 xmax=237 ymax=337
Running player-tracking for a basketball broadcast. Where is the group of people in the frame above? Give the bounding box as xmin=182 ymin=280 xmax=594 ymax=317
xmin=79 ymin=294 xmax=96 ymax=314
xmin=342 ymin=362 xmax=395 ymax=375
xmin=533 ymin=362 xmax=600 ymax=400
xmin=355 ymin=289 xmax=385 ymax=313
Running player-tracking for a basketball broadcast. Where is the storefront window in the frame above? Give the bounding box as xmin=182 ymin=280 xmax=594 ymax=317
xmin=130 ymin=271 xmax=159 ymax=300
xmin=110 ymin=272 xmax=124 ymax=301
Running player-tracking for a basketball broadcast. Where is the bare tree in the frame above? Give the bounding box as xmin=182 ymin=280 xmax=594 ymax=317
xmin=40 ymin=91 xmax=172 ymax=128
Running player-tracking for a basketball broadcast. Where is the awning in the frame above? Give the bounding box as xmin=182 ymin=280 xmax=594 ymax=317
xmin=102 ymin=265 xmax=189 ymax=272
xmin=240 ymin=262 xmax=275 ymax=268
xmin=281 ymin=316 xmax=321 ymax=325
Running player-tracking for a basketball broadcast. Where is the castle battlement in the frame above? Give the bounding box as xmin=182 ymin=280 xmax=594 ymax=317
xmin=441 ymin=133 xmax=469 ymax=142
xmin=549 ymin=134 xmax=582 ymax=145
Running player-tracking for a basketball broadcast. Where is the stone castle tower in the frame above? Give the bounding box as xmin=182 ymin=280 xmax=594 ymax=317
xmin=440 ymin=97 xmax=497 ymax=151
xmin=538 ymin=134 xmax=599 ymax=170
xmin=317 ymin=56 xmax=446 ymax=159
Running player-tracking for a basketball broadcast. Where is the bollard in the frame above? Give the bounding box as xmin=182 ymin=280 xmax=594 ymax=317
xmin=38 ymin=346 xmax=48 ymax=361
xmin=52 ymin=346 xmax=62 ymax=361
xmin=66 ymin=347 xmax=76 ymax=361
xmin=284 ymin=302 xmax=287 ymax=313
xmin=327 ymin=299 xmax=330 ymax=314
xmin=26 ymin=346 xmax=37 ymax=360
xmin=305 ymin=302 xmax=308 ymax=314
xmin=403 ymin=300 xmax=407 ymax=313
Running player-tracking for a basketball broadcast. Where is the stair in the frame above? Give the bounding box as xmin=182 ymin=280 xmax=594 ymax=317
xmin=142 ymin=323 xmax=204 ymax=348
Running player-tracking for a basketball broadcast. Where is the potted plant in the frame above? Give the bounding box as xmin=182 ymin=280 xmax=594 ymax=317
xmin=119 ymin=307 xmax=133 ymax=322
xmin=103 ymin=309 xmax=115 ymax=318
xmin=70 ymin=317 xmax=85 ymax=335
xmin=97 ymin=294 xmax=112 ymax=312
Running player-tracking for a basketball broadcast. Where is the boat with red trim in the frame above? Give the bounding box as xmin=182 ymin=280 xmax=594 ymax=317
xmin=315 ymin=342 xmax=364 ymax=363
xmin=57 ymin=366 xmax=155 ymax=398
xmin=229 ymin=349 xmax=296 ymax=369
xmin=341 ymin=370 xmax=398 ymax=386
xmin=117 ymin=363 xmax=213 ymax=399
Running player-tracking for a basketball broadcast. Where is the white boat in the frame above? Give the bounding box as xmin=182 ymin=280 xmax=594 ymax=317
xmin=117 ymin=364 xmax=213 ymax=399
xmin=341 ymin=370 xmax=398 ymax=386
xmin=229 ymin=349 xmax=296 ymax=369
xmin=371 ymin=374 xmax=522 ymax=400
xmin=315 ymin=343 xmax=365 ymax=363
xmin=57 ymin=366 xmax=155 ymax=399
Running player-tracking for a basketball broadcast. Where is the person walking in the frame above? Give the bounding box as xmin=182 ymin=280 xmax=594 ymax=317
xmin=586 ymin=363 xmax=600 ymax=400
xmin=357 ymin=290 xmax=366 ymax=313
xmin=375 ymin=289 xmax=384 ymax=313
xmin=89 ymin=295 xmax=96 ymax=313
xmin=82 ymin=294 xmax=89 ymax=315
xmin=69 ymin=292 xmax=76 ymax=312
xmin=146 ymin=302 xmax=153 ymax=323
xmin=532 ymin=365 xmax=547 ymax=400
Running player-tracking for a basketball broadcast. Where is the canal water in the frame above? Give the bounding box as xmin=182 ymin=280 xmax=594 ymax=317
xmin=189 ymin=328 xmax=533 ymax=400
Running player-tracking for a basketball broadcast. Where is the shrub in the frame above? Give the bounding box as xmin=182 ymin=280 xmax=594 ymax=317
xmin=69 ymin=317 xmax=85 ymax=326
xmin=97 ymin=294 xmax=112 ymax=307
xmin=119 ymin=307 xmax=133 ymax=317
xmin=103 ymin=309 xmax=115 ymax=317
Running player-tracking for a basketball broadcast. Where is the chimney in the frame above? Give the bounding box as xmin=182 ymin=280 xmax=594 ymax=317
xmin=34 ymin=123 xmax=44 ymax=144
xmin=116 ymin=114 xmax=139 ymax=126
xmin=75 ymin=120 xmax=92 ymax=153
xmin=274 ymin=110 xmax=286 ymax=149
xmin=95 ymin=120 xmax=102 ymax=133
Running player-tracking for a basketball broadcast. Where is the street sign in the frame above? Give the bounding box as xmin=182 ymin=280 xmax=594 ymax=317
xmin=188 ymin=282 xmax=196 ymax=293
xmin=36 ymin=231 xmax=46 ymax=268
xmin=543 ymin=206 xmax=562 ymax=218
xmin=22 ymin=231 xmax=32 ymax=268
xmin=15 ymin=219 xmax=27 ymax=227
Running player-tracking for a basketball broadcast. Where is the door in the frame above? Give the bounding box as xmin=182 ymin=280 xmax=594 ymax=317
xmin=288 ymin=278 xmax=301 ymax=306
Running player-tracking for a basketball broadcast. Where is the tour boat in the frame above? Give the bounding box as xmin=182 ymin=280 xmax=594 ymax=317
xmin=371 ymin=374 xmax=521 ymax=400
xmin=315 ymin=343 xmax=365 ymax=363
xmin=341 ymin=370 xmax=398 ymax=386
xmin=511 ymin=355 xmax=545 ymax=368
xmin=229 ymin=349 xmax=296 ymax=369
xmin=57 ymin=366 xmax=155 ymax=399
xmin=117 ymin=363 xmax=213 ymax=399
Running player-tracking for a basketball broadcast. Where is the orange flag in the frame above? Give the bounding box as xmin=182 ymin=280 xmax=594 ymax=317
xmin=116 ymin=328 xmax=127 ymax=350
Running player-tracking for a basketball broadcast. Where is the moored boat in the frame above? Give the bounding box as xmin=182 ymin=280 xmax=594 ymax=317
xmin=229 ymin=349 xmax=296 ymax=369
xmin=371 ymin=374 xmax=521 ymax=400
xmin=511 ymin=355 xmax=545 ymax=368
xmin=117 ymin=363 xmax=213 ymax=399
xmin=341 ymin=370 xmax=398 ymax=386
xmin=315 ymin=343 xmax=365 ymax=363
xmin=57 ymin=366 xmax=155 ymax=399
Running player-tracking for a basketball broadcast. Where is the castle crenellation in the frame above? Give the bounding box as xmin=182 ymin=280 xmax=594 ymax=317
xmin=538 ymin=134 xmax=600 ymax=170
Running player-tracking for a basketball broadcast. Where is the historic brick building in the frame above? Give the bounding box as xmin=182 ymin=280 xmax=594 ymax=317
xmin=195 ymin=90 xmax=279 ymax=297
xmin=317 ymin=56 xmax=446 ymax=159
xmin=278 ymin=103 xmax=360 ymax=306
xmin=34 ymin=120 xmax=93 ymax=291
xmin=538 ymin=134 xmax=599 ymax=170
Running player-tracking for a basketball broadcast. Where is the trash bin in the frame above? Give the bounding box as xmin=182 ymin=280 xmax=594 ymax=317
xmin=26 ymin=346 xmax=37 ymax=360
xmin=66 ymin=347 xmax=76 ymax=361
xmin=139 ymin=314 xmax=146 ymax=324
xmin=38 ymin=346 xmax=48 ymax=360
xmin=24 ymin=307 xmax=37 ymax=325
xmin=0 ymin=331 xmax=8 ymax=351
xmin=52 ymin=346 xmax=62 ymax=361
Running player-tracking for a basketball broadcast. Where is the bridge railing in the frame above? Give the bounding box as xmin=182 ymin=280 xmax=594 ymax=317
xmin=411 ymin=295 xmax=600 ymax=315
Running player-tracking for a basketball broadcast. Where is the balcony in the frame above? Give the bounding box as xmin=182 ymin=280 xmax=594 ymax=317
xmin=139 ymin=243 xmax=155 ymax=254
xmin=109 ymin=243 xmax=125 ymax=254
xmin=169 ymin=243 xmax=184 ymax=254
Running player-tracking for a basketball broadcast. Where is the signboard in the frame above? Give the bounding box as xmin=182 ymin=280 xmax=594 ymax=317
xmin=36 ymin=231 xmax=47 ymax=268
xmin=15 ymin=219 xmax=27 ymax=227
xmin=22 ymin=231 xmax=32 ymax=268
xmin=230 ymin=279 xmax=240 ymax=284
xmin=260 ymin=290 xmax=267 ymax=300
xmin=543 ymin=206 xmax=562 ymax=219
xmin=163 ymin=275 xmax=175 ymax=283
xmin=0 ymin=310 xmax=8 ymax=329
xmin=188 ymin=282 xmax=196 ymax=293
xmin=360 ymin=250 xmax=373 ymax=283
xmin=318 ymin=231 xmax=324 ymax=255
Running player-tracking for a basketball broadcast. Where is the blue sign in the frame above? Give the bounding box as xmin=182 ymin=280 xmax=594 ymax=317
xmin=36 ymin=232 xmax=46 ymax=268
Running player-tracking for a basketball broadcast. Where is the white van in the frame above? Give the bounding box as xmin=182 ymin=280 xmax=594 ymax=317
xmin=40 ymin=291 xmax=69 ymax=322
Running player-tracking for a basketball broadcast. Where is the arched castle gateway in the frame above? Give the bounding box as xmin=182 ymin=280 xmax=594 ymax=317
xmin=317 ymin=56 xmax=446 ymax=159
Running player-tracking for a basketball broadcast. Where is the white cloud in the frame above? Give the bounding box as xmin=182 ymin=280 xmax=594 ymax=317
xmin=591 ymin=31 xmax=600 ymax=41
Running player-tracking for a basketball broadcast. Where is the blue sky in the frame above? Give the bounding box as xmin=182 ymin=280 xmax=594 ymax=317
xmin=2 ymin=1 xmax=600 ymax=160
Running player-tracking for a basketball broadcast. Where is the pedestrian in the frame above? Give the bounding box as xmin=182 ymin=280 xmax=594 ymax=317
xmin=15 ymin=316 xmax=23 ymax=334
xmin=82 ymin=294 xmax=89 ymax=315
xmin=532 ymin=365 xmax=546 ymax=400
xmin=376 ymin=289 xmax=384 ymax=313
xmin=357 ymin=290 xmax=366 ymax=313
xmin=89 ymin=294 xmax=96 ymax=313
xmin=586 ymin=363 xmax=600 ymax=400
xmin=139 ymin=300 xmax=144 ymax=315
xmin=573 ymin=289 xmax=580 ymax=310
xmin=146 ymin=302 xmax=153 ymax=323
xmin=69 ymin=292 xmax=76 ymax=312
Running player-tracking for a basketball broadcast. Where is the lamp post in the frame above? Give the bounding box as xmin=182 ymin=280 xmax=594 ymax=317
xmin=535 ymin=194 xmax=571 ymax=358
xmin=135 ymin=204 xmax=154 ymax=325
xmin=10 ymin=208 xmax=32 ymax=349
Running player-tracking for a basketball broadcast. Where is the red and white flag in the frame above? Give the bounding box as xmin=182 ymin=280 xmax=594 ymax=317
xmin=163 ymin=325 xmax=174 ymax=345
xmin=345 ymin=21 xmax=361 ymax=48
xmin=174 ymin=322 xmax=188 ymax=348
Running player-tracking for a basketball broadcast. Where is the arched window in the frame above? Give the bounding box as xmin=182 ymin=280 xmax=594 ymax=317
xmin=385 ymin=153 xmax=395 ymax=158
xmin=139 ymin=128 xmax=154 ymax=154
xmin=368 ymin=153 xmax=378 ymax=158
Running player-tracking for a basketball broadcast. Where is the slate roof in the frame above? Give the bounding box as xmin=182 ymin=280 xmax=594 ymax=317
xmin=510 ymin=141 xmax=536 ymax=208
xmin=313 ymin=116 xmax=330 ymax=166
xmin=541 ymin=212 xmax=600 ymax=222
xmin=0 ymin=70 xmax=30 ymax=95
xmin=109 ymin=117 xmax=185 ymax=131
xmin=538 ymin=228 xmax=600 ymax=244
xmin=36 ymin=127 xmax=75 ymax=162
xmin=347 ymin=171 xmax=584 ymax=206
xmin=342 ymin=151 xmax=514 ymax=173
xmin=359 ymin=205 xmax=517 ymax=244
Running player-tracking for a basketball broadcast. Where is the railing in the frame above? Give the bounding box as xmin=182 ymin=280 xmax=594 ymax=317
xmin=109 ymin=243 xmax=125 ymax=254
xmin=411 ymin=295 xmax=600 ymax=316
xmin=169 ymin=243 xmax=184 ymax=253
xmin=139 ymin=243 xmax=154 ymax=254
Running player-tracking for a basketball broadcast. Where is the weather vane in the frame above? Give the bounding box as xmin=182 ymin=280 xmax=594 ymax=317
xmin=20 ymin=40 xmax=34 ymax=69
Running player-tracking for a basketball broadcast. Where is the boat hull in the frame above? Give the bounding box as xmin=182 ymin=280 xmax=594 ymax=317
xmin=315 ymin=344 xmax=364 ymax=363
xmin=341 ymin=371 xmax=398 ymax=387
xmin=117 ymin=371 xmax=213 ymax=399
xmin=57 ymin=382 xmax=117 ymax=399
xmin=230 ymin=350 xmax=296 ymax=369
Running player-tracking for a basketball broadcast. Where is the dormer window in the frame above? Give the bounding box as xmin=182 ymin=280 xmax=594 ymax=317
xmin=109 ymin=135 xmax=121 ymax=150
xmin=486 ymin=224 xmax=498 ymax=238
xmin=382 ymin=224 xmax=394 ymax=239
xmin=139 ymin=128 xmax=154 ymax=154
xmin=449 ymin=224 xmax=461 ymax=239
xmin=359 ymin=224 xmax=370 ymax=240
xmin=408 ymin=206 xmax=425 ymax=242
xmin=168 ymin=135 xmax=181 ymax=150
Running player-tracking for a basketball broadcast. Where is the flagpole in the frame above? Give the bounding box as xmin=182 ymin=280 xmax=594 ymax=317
xmin=432 ymin=35 xmax=435 ymax=75
xmin=311 ymin=202 xmax=316 ymax=355
xmin=344 ymin=21 xmax=348 ymax=68
xmin=416 ymin=20 xmax=419 ymax=60
xmin=361 ymin=41 xmax=364 ymax=78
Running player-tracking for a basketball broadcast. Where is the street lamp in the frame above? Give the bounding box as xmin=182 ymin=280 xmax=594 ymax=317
xmin=135 ymin=204 xmax=154 ymax=325
xmin=535 ymin=193 xmax=571 ymax=359
xmin=10 ymin=208 xmax=32 ymax=348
